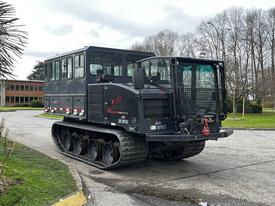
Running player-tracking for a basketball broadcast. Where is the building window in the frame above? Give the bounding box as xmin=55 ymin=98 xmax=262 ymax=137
xmin=15 ymin=97 xmax=19 ymax=103
xmin=34 ymin=86 xmax=38 ymax=91
xmin=5 ymin=96 xmax=9 ymax=104
xmin=20 ymin=97 xmax=24 ymax=103
xmin=25 ymin=85 xmax=29 ymax=91
xmin=10 ymin=85 xmax=14 ymax=90
xmin=15 ymin=85 xmax=19 ymax=91
xmin=25 ymin=97 xmax=29 ymax=103
xmin=30 ymin=97 xmax=33 ymax=102
xmin=11 ymin=97 xmax=14 ymax=103
xmin=30 ymin=85 xmax=33 ymax=91
xmin=39 ymin=86 xmax=42 ymax=91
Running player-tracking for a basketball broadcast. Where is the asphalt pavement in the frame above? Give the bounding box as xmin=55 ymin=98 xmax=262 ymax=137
xmin=1 ymin=110 xmax=275 ymax=206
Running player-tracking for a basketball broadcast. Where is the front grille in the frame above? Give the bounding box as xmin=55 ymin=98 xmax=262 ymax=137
xmin=143 ymin=98 xmax=171 ymax=119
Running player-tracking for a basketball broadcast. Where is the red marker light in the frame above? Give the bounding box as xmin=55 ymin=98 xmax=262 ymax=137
xmin=202 ymin=119 xmax=210 ymax=136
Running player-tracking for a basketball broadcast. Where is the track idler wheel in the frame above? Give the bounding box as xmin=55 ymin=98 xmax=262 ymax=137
xmin=102 ymin=142 xmax=118 ymax=166
xmin=72 ymin=133 xmax=85 ymax=155
xmin=88 ymin=139 xmax=100 ymax=161
xmin=59 ymin=128 xmax=73 ymax=151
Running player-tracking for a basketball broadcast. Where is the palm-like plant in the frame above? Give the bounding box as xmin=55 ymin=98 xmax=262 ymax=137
xmin=0 ymin=1 xmax=28 ymax=78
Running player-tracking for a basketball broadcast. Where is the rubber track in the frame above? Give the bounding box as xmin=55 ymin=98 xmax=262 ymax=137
xmin=180 ymin=141 xmax=205 ymax=159
xmin=152 ymin=141 xmax=205 ymax=161
xmin=52 ymin=121 xmax=148 ymax=170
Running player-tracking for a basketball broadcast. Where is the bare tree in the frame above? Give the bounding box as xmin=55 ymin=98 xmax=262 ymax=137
xmin=130 ymin=30 xmax=178 ymax=56
xmin=129 ymin=6 xmax=275 ymax=109
xmin=0 ymin=1 xmax=28 ymax=79
xmin=177 ymin=32 xmax=196 ymax=58
xmin=266 ymin=7 xmax=275 ymax=109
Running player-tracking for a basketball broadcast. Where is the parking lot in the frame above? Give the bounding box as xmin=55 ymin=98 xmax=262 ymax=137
xmin=1 ymin=110 xmax=275 ymax=206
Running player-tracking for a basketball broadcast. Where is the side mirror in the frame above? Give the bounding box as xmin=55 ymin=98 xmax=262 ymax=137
xmin=133 ymin=68 xmax=144 ymax=90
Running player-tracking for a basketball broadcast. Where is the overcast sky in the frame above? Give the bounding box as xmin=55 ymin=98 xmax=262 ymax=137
xmin=7 ymin=0 xmax=275 ymax=79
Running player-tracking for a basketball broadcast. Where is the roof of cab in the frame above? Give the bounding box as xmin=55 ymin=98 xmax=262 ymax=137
xmin=136 ymin=56 xmax=223 ymax=64
xmin=44 ymin=46 xmax=155 ymax=61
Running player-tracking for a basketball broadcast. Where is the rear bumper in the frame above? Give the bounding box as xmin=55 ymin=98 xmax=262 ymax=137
xmin=146 ymin=128 xmax=233 ymax=142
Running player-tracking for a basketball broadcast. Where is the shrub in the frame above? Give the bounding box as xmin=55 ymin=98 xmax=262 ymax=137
xmin=251 ymin=104 xmax=262 ymax=113
xmin=227 ymin=98 xmax=262 ymax=113
xmin=263 ymin=103 xmax=274 ymax=108
xmin=30 ymin=100 xmax=44 ymax=107
xmin=14 ymin=104 xmax=30 ymax=107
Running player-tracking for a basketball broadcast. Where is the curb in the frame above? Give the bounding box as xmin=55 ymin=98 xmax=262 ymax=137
xmin=69 ymin=167 xmax=83 ymax=191
xmin=0 ymin=110 xmax=16 ymax=112
xmin=34 ymin=114 xmax=62 ymax=120
xmin=222 ymin=127 xmax=275 ymax=131
xmin=51 ymin=167 xmax=89 ymax=206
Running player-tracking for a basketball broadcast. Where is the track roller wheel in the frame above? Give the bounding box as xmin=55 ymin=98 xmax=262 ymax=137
xmin=88 ymin=139 xmax=100 ymax=161
xmin=102 ymin=142 xmax=118 ymax=166
xmin=59 ymin=128 xmax=73 ymax=151
xmin=72 ymin=133 xmax=85 ymax=155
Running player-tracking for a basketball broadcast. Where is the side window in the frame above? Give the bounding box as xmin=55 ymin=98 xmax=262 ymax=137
xmin=61 ymin=59 xmax=67 ymax=79
xmin=74 ymin=55 xmax=79 ymax=67
xmin=90 ymin=64 xmax=103 ymax=75
xmin=50 ymin=61 xmax=60 ymax=81
xmin=74 ymin=54 xmax=84 ymax=78
xmin=150 ymin=59 xmax=158 ymax=76
xmin=114 ymin=65 xmax=122 ymax=76
xmin=55 ymin=61 xmax=60 ymax=80
xmin=141 ymin=60 xmax=150 ymax=77
xmin=61 ymin=57 xmax=73 ymax=79
xmin=80 ymin=54 xmax=84 ymax=67
xmin=46 ymin=62 xmax=52 ymax=81
xmin=105 ymin=65 xmax=112 ymax=75
xmin=67 ymin=57 xmax=73 ymax=79
xmin=150 ymin=59 xmax=170 ymax=81
xmin=127 ymin=63 xmax=135 ymax=77
xmin=50 ymin=62 xmax=55 ymax=81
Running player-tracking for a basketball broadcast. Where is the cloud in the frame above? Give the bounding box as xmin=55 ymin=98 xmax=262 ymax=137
xmin=44 ymin=24 xmax=73 ymax=35
xmin=24 ymin=50 xmax=56 ymax=59
xmin=41 ymin=0 xmax=201 ymax=38
xmin=89 ymin=29 xmax=100 ymax=38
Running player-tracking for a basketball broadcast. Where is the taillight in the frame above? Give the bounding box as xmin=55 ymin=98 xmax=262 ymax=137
xmin=79 ymin=109 xmax=85 ymax=116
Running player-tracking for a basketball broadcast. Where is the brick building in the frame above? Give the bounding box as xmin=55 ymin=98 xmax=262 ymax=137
xmin=0 ymin=80 xmax=45 ymax=107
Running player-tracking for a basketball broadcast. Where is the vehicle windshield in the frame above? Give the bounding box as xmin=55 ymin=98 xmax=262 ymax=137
xmin=177 ymin=63 xmax=217 ymax=114
xmin=141 ymin=58 xmax=171 ymax=88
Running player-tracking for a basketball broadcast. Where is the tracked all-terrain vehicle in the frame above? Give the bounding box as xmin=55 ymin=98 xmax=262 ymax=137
xmin=44 ymin=46 xmax=233 ymax=169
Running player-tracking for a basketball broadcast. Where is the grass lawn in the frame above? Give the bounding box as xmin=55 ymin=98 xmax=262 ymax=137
xmin=36 ymin=113 xmax=63 ymax=120
xmin=0 ymin=107 xmax=44 ymax=112
xmin=0 ymin=139 xmax=77 ymax=206
xmin=222 ymin=111 xmax=275 ymax=129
